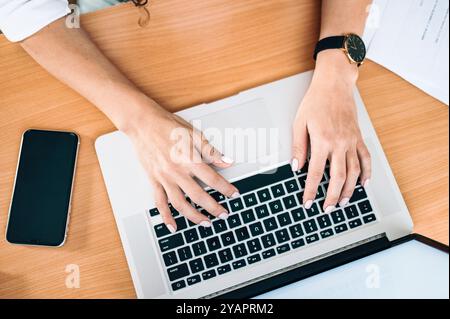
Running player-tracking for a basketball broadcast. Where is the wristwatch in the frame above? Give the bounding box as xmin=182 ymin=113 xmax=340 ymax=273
xmin=313 ymin=34 xmax=367 ymax=67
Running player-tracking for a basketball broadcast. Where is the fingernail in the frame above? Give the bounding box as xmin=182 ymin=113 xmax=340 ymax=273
xmin=324 ymin=205 xmax=335 ymax=214
xmin=167 ymin=224 xmax=176 ymax=234
xmin=291 ymin=158 xmax=299 ymax=172
xmin=200 ymin=221 xmax=212 ymax=228
xmin=304 ymin=200 xmax=313 ymax=209
xmin=339 ymin=197 xmax=349 ymax=207
xmin=231 ymin=192 xmax=240 ymax=198
xmin=221 ymin=156 xmax=234 ymax=164
xmin=363 ymin=179 xmax=370 ymax=188
xmin=218 ymin=212 xmax=229 ymax=220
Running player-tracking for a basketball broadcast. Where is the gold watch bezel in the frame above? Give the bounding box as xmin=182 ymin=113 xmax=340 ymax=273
xmin=342 ymin=33 xmax=365 ymax=67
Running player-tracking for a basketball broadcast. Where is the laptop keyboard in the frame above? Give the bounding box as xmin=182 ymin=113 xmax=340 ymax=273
xmin=149 ymin=163 xmax=377 ymax=292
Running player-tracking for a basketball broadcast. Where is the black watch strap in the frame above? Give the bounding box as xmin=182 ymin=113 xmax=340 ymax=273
xmin=313 ymin=36 xmax=346 ymax=60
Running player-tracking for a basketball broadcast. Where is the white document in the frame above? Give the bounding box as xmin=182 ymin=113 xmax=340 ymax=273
xmin=363 ymin=0 xmax=449 ymax=105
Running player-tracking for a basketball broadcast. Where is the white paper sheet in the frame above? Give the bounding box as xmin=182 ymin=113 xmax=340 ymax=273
xmin=363 ymin=0 xmax=449 ymax=105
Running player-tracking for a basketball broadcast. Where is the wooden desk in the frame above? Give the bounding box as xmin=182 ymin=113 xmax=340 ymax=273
xmin=0 ymin=1 xmax=448 ymax=299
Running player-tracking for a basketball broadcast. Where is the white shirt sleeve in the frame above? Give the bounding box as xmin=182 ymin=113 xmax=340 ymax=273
xmin=0 ymin=0 xmax=71 ymax=42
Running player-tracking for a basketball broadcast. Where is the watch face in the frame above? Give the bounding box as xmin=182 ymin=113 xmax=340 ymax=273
xmin=345 ymin=34 xmax=366 ymax=63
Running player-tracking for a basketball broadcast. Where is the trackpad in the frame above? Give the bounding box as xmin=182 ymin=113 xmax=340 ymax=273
xmin=190 ymin=99 xmax=282 ymax=175
xmin=122 ymin=213 xmax=167 ymax=298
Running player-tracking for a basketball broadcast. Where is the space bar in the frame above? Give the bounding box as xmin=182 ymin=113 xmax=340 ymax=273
xmin=232 ymin=164 xmax=294 ymax=195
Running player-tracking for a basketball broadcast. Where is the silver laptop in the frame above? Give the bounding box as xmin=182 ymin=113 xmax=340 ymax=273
xmin=95 ymin=71 xmax=414 ymax=298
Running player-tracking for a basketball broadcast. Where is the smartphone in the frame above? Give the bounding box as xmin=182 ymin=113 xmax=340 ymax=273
xmin=6 ymin=129 xmax=79 ymax=247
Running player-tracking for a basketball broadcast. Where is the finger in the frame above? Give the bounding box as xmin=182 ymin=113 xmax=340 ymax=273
xmin=291 ymin=120 xmax=309 ymax=172
xmin=303 ymin=144 xmax=328 ymax=208
xmin=177 ymin=174 xmax=230 ymax=220
xmin=357 ymin=140 xmax=372 ymax=188
xmin=323 ymin=151 xmax=347 ymax=213
xmin=193 ymin=162 xmax=240 ymax=199
xmin=152 ymin=181 xmax=176 ymax=233
xmin=163 ymin=181 xmax=212 ymax=227
xmin=338 ymin=150 xmax=361 ymax=208
xmin=192 ymin=128 xmax=233 ymax=168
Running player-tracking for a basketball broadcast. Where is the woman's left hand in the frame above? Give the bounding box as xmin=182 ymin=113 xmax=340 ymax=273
xmin=291 ymin=50 xmax=371 ymax=213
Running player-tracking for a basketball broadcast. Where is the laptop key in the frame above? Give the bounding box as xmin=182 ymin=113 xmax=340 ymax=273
xmin=291 ymin=207 xmax=306 ymax=222
xmin=247 ymin=254 xmax=262 ymax=264
xmin=317 ymin=214 xmax=332 ymax=229
xmin=163 ymin=251 xmax=178 ymax=267
xmin=331 ymin=209 xmax=346 ymax=224
xmin=247 ymin=238 xmax=262 ymax=253
xmin=218 ymin=248 xmax=234 ymax=263
xmin=262 ymin=249 xmax=276 ymax=259
xmin=275 ymin=229 xmax=290 ymax=244
xmin=175 ymin=217 xmax=188 ymax=231
xmin=268 ymin=200 xmax=283 ymax=214
xmin=206 ymin=237 xmax=222 ymax=251
xmin=302 ymin=219 xmax=318 ymax=234
xmin=255 ymin=204 xmax=270 ymax=219
xmin=261 ymin=233 xmax=276 ymax=248
xmin=198 ymin=226 xmax=213 ymax=238
xmin=232 ymin=164 xmax=293 ymax=195
xmin=192 ymin=241 xmax=207 ymax=256
xmin=257 ymin=188 xmax=272 ymax=203
xmin=159 ymin=233 xmax=184 ymax=252
xmin=277 ymin=212 xmax=293 ymax=227
xmin=233 ymin=243 xmax=248 ymax=258
xmin=243 ymin=193 xmax=258 ymax=207
xmin=189 ymin=258 xmax=205 ymax=274
xmin=282 ymin=195 xmax=297 ymax=209
xmin=349 ymin=218 xmax=363 ymax=229
xmin=289 ymin=224 xmax=304 ymax=238
xmin=172 ymin=280 xmax=186 ymax=291
xmin=229 ymin=197 xmax=244 ymax=212
xmin=209 ymin=191 xmax=226 ymax=202
xmin=167 ymin=263 xmax=190 ymax=281
xmin=271 ymin=183 xmax=286 ymax=198
xmin=217 ymin=264 xmax=232 ymax=275
xmin=235 ymin=226 xmax=250 ymax=241
xmin=358 ymin=200 xmax=373 ymax=214
xmin=363 ymin=214 xmax=377 ymax=224
xmin=298 ymin=174 xmax=307 ymax=189
xmin=263 ymin=217 xmax=278 ymax=232
xmin=305 ymin=233 xmax=320 ymax=244
xmin=232 ymin=259 xmax=246 ymax=270
xmin=316 ymin=185 xmax=325 ymax=199
xmin=202 ymin=269 xmax=217 ymax=281
xmin=305 ymin=203 xmax=320 ymax=218
xmin=154 ymin=224 xmax=171 ymax=238
xmin=241 ymin=209 xmax=256 ymax=224
xmin=184 ymin=229 xmax=199 ymax=244
xmin=296 ymin=191 xmax=304 ymax=205
xmin=221 ymin=231 xmax=236 ymax=246
xmin=291 ymin=238 xmax=305 ymax=249
xmin=149 ymin=208 xmax=159 ymax=217
xmin=187 ymin=275 xmax=201 ymax=286
xmin=320 ymin=228 xmax=334 ymax=239
xmin=249 ymin=222 xmax=264 ymax=237
xmin=213 ymin=219 xmax=228 ymax=234
xmin=284 ymin=179 xmax=299 ymax=193
xmin=334 ymin=223 xmax=348 ymax=234
xmin=277 ymin=244 xmax=290 ymax=254
xmin=350 ymin=187 xmax=368 ymax=203
xmin=344 ymin=205 xmax=359 ymax=219
xmin=227 ymin=214 xmax=242 ymax=229
xmin=204 ymin=253 xmax=219 ymax=268
xmin=177 ymin=246 xmax=193 ymax=262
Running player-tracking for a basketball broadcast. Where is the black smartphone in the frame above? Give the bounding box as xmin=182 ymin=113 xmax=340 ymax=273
xmin=6 ymin=129 xmax=79 ymax=247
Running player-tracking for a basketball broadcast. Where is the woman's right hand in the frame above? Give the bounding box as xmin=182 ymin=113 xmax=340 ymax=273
xmin=122 ymin=96 xmax=240 ymax=233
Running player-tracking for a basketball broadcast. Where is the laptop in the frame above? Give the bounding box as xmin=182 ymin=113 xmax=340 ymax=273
xmin=95 ymin=71 xmax=432 ymax=298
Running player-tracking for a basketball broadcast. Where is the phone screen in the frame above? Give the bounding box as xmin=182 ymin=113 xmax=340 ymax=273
xmin=6 ymin=129 xmax=79 ymax=246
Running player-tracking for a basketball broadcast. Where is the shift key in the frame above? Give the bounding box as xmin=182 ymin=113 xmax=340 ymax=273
xmin=159 ymin=233 xmax=184 ymax=252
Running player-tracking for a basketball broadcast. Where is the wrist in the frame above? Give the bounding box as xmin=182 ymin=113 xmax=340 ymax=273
xmin=314 ymin=50 xmax=359 ymax=87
